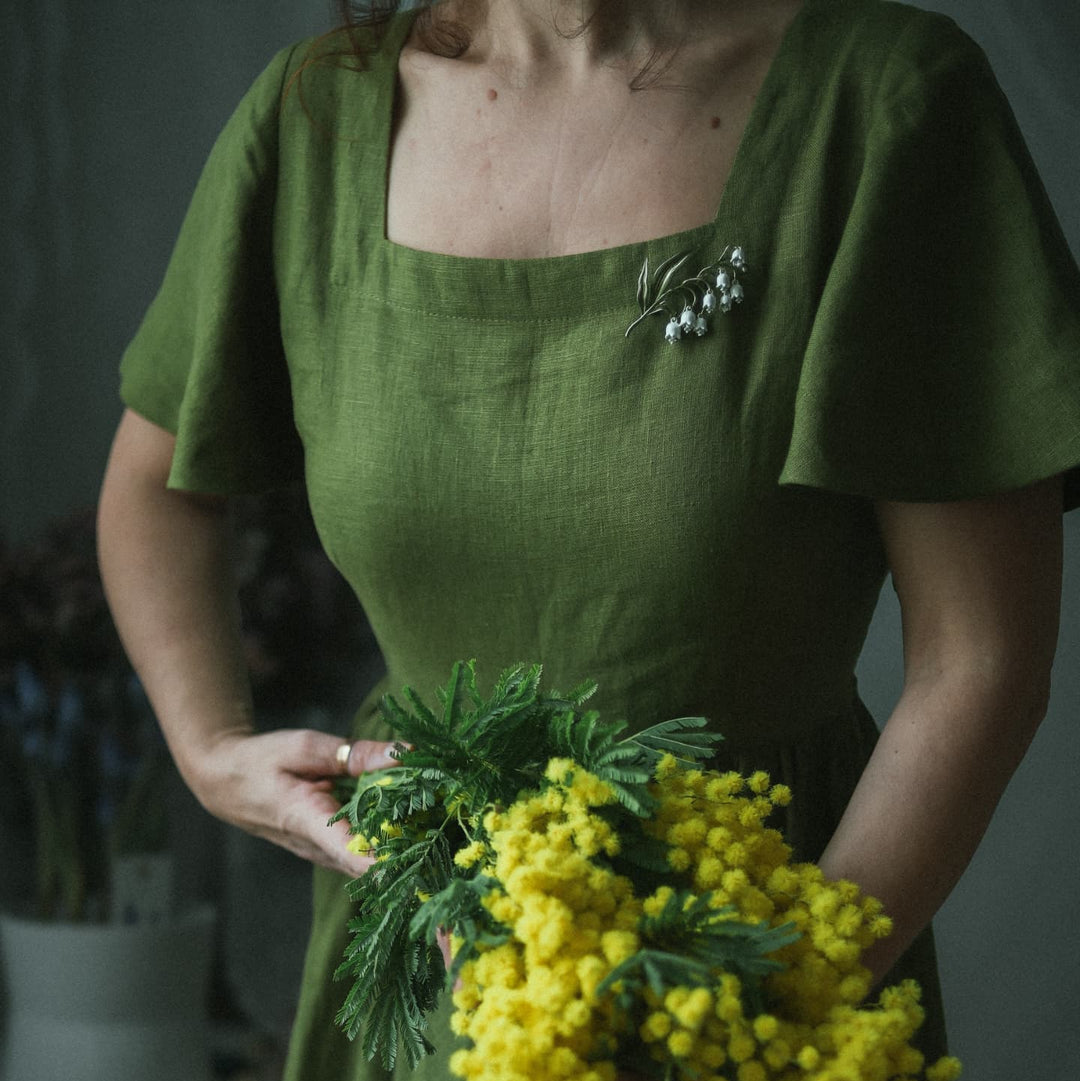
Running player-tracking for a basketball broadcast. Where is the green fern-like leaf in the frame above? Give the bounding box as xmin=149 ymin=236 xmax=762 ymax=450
xmin=627 ymin=715 xmax=722 ymax=764
xmin=597 ymin=889 xmax=800 ymax=1018
xmin=334 ymin=828 xmax=452 ymax=1066
xmin=333 ymin=661 xmax=730 ymax=1068
xmin=410 ymin=875 xmax=510 ymax=985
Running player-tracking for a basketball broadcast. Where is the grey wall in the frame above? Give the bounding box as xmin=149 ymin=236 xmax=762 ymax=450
xmin=0 ymin=0 xmax=331 ymax=539
xmin=854 ymin=3 xmax=1080 ymax=1077
xmin=2 ymin=1 xmax=1077 ymax=1076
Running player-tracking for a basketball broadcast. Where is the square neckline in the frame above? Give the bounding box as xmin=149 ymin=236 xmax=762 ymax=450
xmin=375 ymin=0 xmax=817 ymax=272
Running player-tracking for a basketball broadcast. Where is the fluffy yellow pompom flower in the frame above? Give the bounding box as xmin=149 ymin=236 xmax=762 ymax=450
xmin=737 ymin=1061 xmax=768 ymax=1081
xmin=600 ymin=930 xmax=639 ymax=967
xmin=747 ymin=771 xmax=771 ymax=795
xmin=448 ymin=757 xmax=954 ymax=1081
xmin=751 ymin=1014 xmax=779 ymax=1042
xmin=640 ymin=1011 xmax=672 ymax=1042
xmin=926 ymin=1057 xmax=963 ymax=1081
xmin=666 ymin=1029 xmax=695 ymax=1058
xmin=654 ymin=753 xmax=681 ymax=780
xmin=642 ymin=885 xmax=675 ymax=918
xmin=455 ymin=840 xmax=489 ymax=868
xmin=544 ymin=758 xmax=578 ymax=785
xmin=670 ymin=986 xmax=713 ymax=1032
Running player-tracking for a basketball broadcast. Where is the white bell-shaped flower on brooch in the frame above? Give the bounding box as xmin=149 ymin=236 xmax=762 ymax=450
xmin=625 ymin=243 xmax=747 ymax=344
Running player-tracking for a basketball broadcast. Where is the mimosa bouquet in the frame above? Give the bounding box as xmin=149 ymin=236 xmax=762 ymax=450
xmin=333 ymin=662 xmax=960 ymax=1081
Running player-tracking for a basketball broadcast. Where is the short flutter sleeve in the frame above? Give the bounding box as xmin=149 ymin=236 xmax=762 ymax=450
xmin=779 ymin=19 xmax=1080 ymax=510
xmin=119 ymin=44 xmax=304 ymax=495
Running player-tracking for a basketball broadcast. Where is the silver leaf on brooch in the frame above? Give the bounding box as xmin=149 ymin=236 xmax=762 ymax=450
xmin=626 ymin=245 xmax=747 ymax=343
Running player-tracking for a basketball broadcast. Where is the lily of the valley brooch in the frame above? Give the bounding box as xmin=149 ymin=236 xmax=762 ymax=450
xmin=625 ymin=245 xmax=746 ymax=343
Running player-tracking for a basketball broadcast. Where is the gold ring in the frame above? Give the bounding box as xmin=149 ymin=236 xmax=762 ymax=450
xmin=335 ymin=741 xmax=353 ymax=772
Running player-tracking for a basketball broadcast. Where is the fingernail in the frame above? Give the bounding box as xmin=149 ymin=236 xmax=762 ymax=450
xmin=374 ymin=747 xmax=399 ymax=768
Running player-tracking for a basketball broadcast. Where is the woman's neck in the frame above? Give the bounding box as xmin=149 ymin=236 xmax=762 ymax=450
xmin=455 ymin=0 xmax=765 ymax=80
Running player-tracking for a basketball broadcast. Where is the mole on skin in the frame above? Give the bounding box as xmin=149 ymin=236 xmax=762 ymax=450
xmin=487 ymin=87 xmax=498 ymax=102
xmin=710 ymin=116 xmax=721 ymax=129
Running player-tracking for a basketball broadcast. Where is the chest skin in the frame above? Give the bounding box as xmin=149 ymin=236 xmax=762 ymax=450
xmin=385 ymin=1 xmax=805 ymax=260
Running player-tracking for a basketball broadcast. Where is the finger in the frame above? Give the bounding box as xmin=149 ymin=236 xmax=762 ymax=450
xmin=278 ymin=729 xmax=369 ymax=779
xmin=278 ymin=827 xmax=374 ymax=877
xmin=306 ymin=789 xmax=378 ymax=876
xmin=436 ymin=926 xmax=454 ymax=972
xmin=276 ymin=731 xmax=399 ymax=780
xmin=345 ymin=739 xmax=402 ymax=777
xmin=325 ymin=815 xmax=378 ymax=877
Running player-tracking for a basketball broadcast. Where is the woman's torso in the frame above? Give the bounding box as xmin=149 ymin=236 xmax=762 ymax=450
xmin=273 ymin=0 xmax=891 ymax=743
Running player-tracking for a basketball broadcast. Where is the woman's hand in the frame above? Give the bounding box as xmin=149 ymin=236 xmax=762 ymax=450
xmin=98 ymin=409 xmax=401 ymax=876
xmin=187 ymin=730 xmax=400 ymax=877
xmin=436 ymin=926 xmax=454 ymax=971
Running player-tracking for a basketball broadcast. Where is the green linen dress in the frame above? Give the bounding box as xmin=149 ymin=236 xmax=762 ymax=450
xmin=119 ymin=0 xmax=1080 ymax=1077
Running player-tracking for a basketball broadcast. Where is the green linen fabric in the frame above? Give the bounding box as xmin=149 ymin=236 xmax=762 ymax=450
xmin=118 ymin=0 xmax=1080 ymax=1077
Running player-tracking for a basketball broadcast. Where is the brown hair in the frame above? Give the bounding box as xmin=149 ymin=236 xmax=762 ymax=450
xmin=331 ymin=1 xmax=478 ymax=65
xmin=284 ymin=2 xmax=474 ymax=110
xmin=322 ymin=1 xmax=681 ymax=90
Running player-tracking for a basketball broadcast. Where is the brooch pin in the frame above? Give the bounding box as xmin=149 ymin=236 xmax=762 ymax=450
xmin=625 ymin=245 xmax=746 ymax=343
